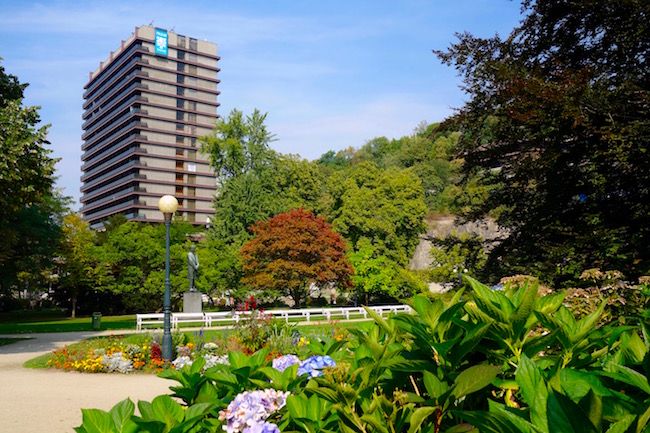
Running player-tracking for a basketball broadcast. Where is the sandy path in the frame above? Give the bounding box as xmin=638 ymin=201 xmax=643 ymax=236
xmin=0 ymin=331 xmax=172 ymax=433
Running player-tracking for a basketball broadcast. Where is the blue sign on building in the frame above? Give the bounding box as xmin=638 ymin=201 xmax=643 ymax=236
xmin=155 ymin=29 xmax=168 ymax=56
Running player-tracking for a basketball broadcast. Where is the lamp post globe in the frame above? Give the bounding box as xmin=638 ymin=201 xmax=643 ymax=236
xmin=158 ymin=195 xmax=178 ymax=362
xmin=158 ymin=195 xmax=179 ymax=218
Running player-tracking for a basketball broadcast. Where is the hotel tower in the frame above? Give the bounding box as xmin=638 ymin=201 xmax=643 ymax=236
xmin=80 ymin=26 xmax=220 ymax=228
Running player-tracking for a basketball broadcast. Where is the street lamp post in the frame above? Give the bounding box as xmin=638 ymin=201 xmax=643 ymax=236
xmin=158 ymin=195 xmax=178 ymax=362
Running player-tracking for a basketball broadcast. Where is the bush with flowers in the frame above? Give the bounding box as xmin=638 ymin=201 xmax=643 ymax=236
xmin=75 ymin=276 xmax=650 ymax=433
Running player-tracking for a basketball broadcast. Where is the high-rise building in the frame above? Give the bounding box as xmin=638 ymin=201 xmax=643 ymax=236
xmin=80 ymin=26 xmax=220 ymax=229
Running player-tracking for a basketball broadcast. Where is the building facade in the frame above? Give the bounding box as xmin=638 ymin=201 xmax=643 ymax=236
xmin=80 ymin=26 xmax=220 ymax=229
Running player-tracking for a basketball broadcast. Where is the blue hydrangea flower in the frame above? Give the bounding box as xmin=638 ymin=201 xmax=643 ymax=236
xmin=272 ymin=354 xmax=300 ymax=372
xmin=218 ymin=389 xmax=289 ymax=433
xmin=243 ymin=421 xmax=281 ymax=433
xmin=297 ymin=355 xmax=336 ymax=378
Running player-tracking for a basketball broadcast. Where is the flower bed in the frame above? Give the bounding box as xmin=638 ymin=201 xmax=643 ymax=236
xmin=41 ymin=315 xmax=351 ymax=374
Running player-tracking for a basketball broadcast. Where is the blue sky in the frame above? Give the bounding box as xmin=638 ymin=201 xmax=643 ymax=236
xmin=0 ymin=0 xmax=523 ymax=208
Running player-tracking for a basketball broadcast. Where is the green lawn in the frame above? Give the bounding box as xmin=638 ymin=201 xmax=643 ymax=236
xmin=0 ymin=310 xmax=136 ymax=334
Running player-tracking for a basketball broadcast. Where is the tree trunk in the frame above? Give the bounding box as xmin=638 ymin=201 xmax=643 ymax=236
xmin=71 ymin=296 xmax=77 ymax=318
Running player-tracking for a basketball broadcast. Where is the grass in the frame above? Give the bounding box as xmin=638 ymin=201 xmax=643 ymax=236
xmin=0 ymin=310 xmax=136 ymax=334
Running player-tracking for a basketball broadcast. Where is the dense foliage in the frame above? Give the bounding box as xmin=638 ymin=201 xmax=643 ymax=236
xmin=435 ymin=0 xmax=650 ymax=285
xmin=0 ymin=59 xmax=65 ymax=304
xmin=240 ymin=209 xmax=354 ymax=307
xmin=77 ymin=276 xmax=650 ymax=432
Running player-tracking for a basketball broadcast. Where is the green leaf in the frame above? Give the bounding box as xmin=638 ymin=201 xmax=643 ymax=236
xmin=423 ymin=370 xmax=450 ymax=400
xmin=572 ymin=301 xmax=606 ymax=343
xmin=228 ymin=351 xmax=249 ymax=369
xmin=408 ymin=407 xmax=437 ymax=433
xmin=449 ymin=322 xmax=491 ymax=366
xmin=509 ymin=279 xmax=537 ymax=340
xmin=516 ymin=354 xmax=548 ymax=433
xmin=607 ymin=364 xmax=650 ymax=395
xmin=364 ymin=306 xmax=394 ymax=335
xmin=452 ymin=364 xmax=501 ymax=399
xmin=287 ymin=395 xmax=309 ymax=419
xmin=535 ymin=292 xmax=567 ymax=314
xmin=454 ymin=410 xmax=524 ymax=433
xmin=604 ymin=414 xmax=635 ymax=433
xmin=151 ymin=395 xmax=184 ymax=427
xmin=547 ymin=389 xmax=598 ymax=433
xmin=78 ymin=409 xmax=115 ymax=433
xmin=184 ymin=402 xmax=215 ymax=422
xmin=487 ymin=400 xmax=537 ymax=433
xmin=577 ymin=390 xmax=603 ymax=432
xmin=137 ymin=401 xmax=154 ymax=422
xmin=109 ymin=399 xmax=137 ymax=433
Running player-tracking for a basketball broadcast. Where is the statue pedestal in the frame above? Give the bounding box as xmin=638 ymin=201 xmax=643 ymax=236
xmin=183 ymin=291 xmax=203 ymax=313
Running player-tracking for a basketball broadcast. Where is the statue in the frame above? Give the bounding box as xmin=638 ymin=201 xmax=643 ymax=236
xmin=187 ymin=245 xmax=199 ymax=291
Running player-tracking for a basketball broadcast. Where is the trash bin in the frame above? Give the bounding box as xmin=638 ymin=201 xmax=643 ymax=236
xmin=92 ymin=312 xmax=102 ymax=330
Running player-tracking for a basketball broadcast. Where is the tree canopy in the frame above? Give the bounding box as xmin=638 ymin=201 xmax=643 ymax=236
xmin=240 ymin=208 xmax=354 ymax=307
xmin=435 ymin=0 xmax=650 ymax=285
xmin=0 ymin=59 xmax=63 ymax=296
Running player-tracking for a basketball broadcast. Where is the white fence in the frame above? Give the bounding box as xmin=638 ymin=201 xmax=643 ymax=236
xmin=136 ymin=305 xmax=412 ymax=331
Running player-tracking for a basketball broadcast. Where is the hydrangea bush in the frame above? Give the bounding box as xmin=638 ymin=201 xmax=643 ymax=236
xmin=218 ymin=389 xmax=289 ymax=433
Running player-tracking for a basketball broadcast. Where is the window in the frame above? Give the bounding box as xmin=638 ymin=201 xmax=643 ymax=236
xmin=176 ymin=122 xmax=184 ymax=131
xmin=188 ymin=162 xmax=196 ymax=172
xmin=176 ymin=185 xmax=184 ymax=195
xmin=187 ymin=187 xmax=196 ymax=197
xmin=177 ymin=50 xmax=185 ymax=60
xmin=176 ymin=173 xmax=184 ymax=182
xmin=176 ymin=111 xmax=184 ymax=121
xmin=187 ymin=101 xmax=197 ymax=111
xmin=189 ymin=38 xmax=198 ymax=51
xmin=188 ymin=65 xmax=197 ymax=75
xmin=176 ymin=148 xmax=184 ymax=156
xmin=188 ymin=149 xmax=197 ymax=159
xmin=176 ymin=135 xmax=184 ymax=144
xmin=177 ymin=62 xmax=184 ymax=72
xmin=176 ymin=87 xmax=184 ymax=96
xmin=188 ymin=113 xmax=196 ymax=123
xmin=176 ymin=99 xmax=184 ymax=108
xmin=188 ymin=53 xmax=198 ymax=62
xmin=190 ymin=137 xmax=197 ymax=147
xmin=177 ymin=35 xmax=186 ymax=48
xmin=187 ymin=76 xmax=197 ymax=86
xmin=188 ymin=174 xmax=196 ymax=184
xmin=177 ymin=75 xmax=184 ymax=84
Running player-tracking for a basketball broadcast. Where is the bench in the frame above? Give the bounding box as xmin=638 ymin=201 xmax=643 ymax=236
xmin=136 ymin=313 xmax=165 ymax=331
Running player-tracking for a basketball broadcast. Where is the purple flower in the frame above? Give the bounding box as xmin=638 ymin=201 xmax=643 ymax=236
xmin=272 ymin=354 xmax=300 ymax=373
xmin=297 ymin=355 xmax=336 ymax=378
xmin=243 ymin=422 xmax=281 ymax=433
xmin=218 ymin=389 xmax=289 ymax=433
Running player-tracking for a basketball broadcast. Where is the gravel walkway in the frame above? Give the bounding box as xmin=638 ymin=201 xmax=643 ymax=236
xmin=0 ymin=331 xmax=172 ymax=433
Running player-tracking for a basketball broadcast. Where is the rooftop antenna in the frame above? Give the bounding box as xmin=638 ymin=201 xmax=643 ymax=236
xmin=148 ymin=20 xmax=154 ymax=26
xmin=169 ymin=26 xmax=176 ymax=33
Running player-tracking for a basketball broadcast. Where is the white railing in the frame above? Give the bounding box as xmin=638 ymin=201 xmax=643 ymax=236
xmin=135 ymin=305 xmax=412 ymax=331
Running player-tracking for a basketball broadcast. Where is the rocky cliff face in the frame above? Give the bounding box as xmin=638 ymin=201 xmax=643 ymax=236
xmin=409 ymin=216 xmax=506 ymax=270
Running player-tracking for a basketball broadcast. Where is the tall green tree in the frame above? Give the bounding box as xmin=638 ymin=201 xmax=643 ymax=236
xmin=327 ymin=162 xmax=427 ymax=266
xmin=200 ymin=108 xmax=276 ymax=183
xmin=436 ymin=0 xmax=650 ymax=284
xmin=96 ymin=220 xmax=193 ymax=311
xmin=0 ymin=60 xmax=62 ymax=296
xmin=202 ymin=109 xmax=324 ymax=245
xmin=57 ymin=213 xmax=107 ymax=317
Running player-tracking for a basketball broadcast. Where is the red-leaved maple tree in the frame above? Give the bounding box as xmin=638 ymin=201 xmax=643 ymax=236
xmin=240 ymin=208 xmax=354 ymax=307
